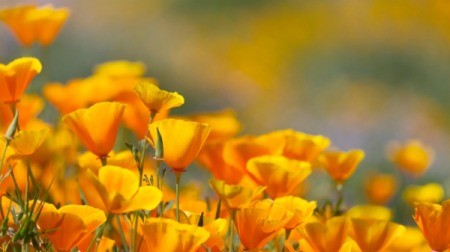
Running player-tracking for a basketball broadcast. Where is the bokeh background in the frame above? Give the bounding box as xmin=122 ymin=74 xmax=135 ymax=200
xmin=2 ymin=0 xmax=450 ymax=224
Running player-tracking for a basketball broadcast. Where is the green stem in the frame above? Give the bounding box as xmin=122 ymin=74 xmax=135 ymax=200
xmin=130 ymin=212 xmax=139 ymax=252
xmin=175 ymin=171 xmax=182 ymax=222
xmin=115 ymin=215 xmax=129 ymax=252
xmin=100 ymin=156 xmax=107 ymax=166
xmin=335 ymin=183 xmax=343 ymax=215
xmin=0 ymin=140 xmax=10 ymax=178
xmin=229 ymin=210 xmax=236 ymax=252
xmin=87 ymin=214 xmax=112 ymax=252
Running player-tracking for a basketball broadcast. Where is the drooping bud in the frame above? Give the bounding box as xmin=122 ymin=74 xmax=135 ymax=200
xmin=4 ymin=110 xmax=19 ymax=142
xmin=154 ymin=127 xmax=164 ymax=160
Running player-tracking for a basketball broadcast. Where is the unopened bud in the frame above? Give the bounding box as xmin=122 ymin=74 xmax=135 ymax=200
xmin=154 ymin=127 xmax=163 ymax=160
xmin=4 ymin=110 xmax=19 ymax=141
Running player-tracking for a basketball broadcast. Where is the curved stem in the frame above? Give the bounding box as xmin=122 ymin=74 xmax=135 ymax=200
xmin=0 ymin=140 xmax=10 ymax=178
xmin=175 ymin=171 xmax=182 ymax=222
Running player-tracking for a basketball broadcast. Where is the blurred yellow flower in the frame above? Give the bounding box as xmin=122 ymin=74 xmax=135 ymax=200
xmin=319 ymin=149 xmax=365 ymax=184
xmin=176 ymin=109 xmax=241 ymax=143
xmin=266 ymin=129 xmax=331 ymax=162
xmin=414 ymin=200 xmax=450 ymax=252
xmin=385 ymin=226 xmax=430 ymax=252
xmin=0 ymin=57 xmax=42 ymax=104
xmin=141 ymin=218 xmax=210 ymax=252
xmin=147 ymin=119 xmax=211 ymax=172
xmin=388 ymin=140 xmax=434 ymax=176
xmin=37 ymin=203 xmax=106 ymax=252
xmin=403 ymin=183 xmax=444 ymax=206
xmin=364 ymin=173 xmax=397 ymax=205
xmin=347 ymin=205 xmax=392 ymax=221
xmin=62 ymin=102 xmax=125 ymax=159
xmin=135 ymin=82 xmax=185 ymax=114
xmin=209 ymin=178 xmax=265 ymax=210
xmin=9 ymin=128 xmax=49 ymax=157
xmin=246 ymin=155 xmax=312 ymax=198
xmin=94 ymin=60 xmax=146 ymax=78
xmin=299 ymin=216 xmax=351 ymax=252
xmin=86 ymin=165 xmax=162 ymax=213
xmin=0 ymin=94 xmax=44 ymax=132
xmin=0 ymin=5 xmax=69 ymax=47
xmin=234 ymin=200 xmax=292 ymax=250
xmin=349 ymin=218 xmax=405 ymax=252
xmin=274 ymin=196 xmax=316 ymax=230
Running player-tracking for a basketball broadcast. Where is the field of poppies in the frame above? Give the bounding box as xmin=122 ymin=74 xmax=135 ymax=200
xmin=0 ymin=2 xmax=449 ymax=252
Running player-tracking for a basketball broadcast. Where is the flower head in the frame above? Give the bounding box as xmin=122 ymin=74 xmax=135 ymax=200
xmin=147 ymin=119 xmax=211 ymax=172
xmin=388 ymin=140 xmax=433 ymax=176
xmin=0 ymin=57 xmax=42 ymax=104
xmin=209 ymin=178 xmax=265 ymax=210
xmin=319 ymin=149 xmax=365 ymax=184
xmin=135 ymin=82 xmax=184 ymax=113
xmin=0 ymin=5 xmax=69 ymax=47
xmin=414 ymin=200 xmax=450 ymax=251
xmin=62 ymin=102 xmax=125 ymax=158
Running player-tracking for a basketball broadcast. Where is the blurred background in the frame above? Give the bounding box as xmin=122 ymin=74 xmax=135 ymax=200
xmin=2 ymin=0 xmax=450 ymax=223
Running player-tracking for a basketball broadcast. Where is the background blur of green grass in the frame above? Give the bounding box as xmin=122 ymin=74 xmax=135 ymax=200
xmin=2 ymin=0 xmax=450 ymax=224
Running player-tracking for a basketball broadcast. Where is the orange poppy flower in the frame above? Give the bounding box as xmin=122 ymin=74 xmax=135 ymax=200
xmin=141 ymin=218 xmax=210 ymax=252
xmin=86 ymin=165 xmax=162 ymax=213
xmin=0 ymin=5 xmax=69 ymax=47
xmin=274 ymin=196 xmax=316 ymax=230
xmin=209 ymin=178 xmax=265 ymax=210
xmin=349 ymin=218 xmax=405 ymax=252
xmin=403 ymin=183 xmax=444 ymax=206
xmin=135 ymin=82 xmax=184 ymax=114
xmin=147 ymin=119 xmax=211 ymax=172
xmin=37 ymin=203 xmax=106 ymax=252
xmin=234 ymin=199 xmax=292 ymax=250
xmin=0 ymin=57 xmax=42 ymax=104
xmin=62 ymin=102 xmax=125 ymax=159
xmin=299 ymin=216 xmax=351 ymax=252
xmin=9 ymin=128 xmax=49 ymax=157
xmin=414 ymin=200 xmax=450 ymax=251
xmin=318 ymin=149 xmax=365 ymax=184
xmin=246 ymin=155 xmax=312 ymax=198
xmin=388 ymin=140 xmax=433 ymax=176
xmin=364 ymin=173 xmax=397 ymax=205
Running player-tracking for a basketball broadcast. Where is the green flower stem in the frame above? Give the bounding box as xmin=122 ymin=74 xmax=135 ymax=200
xmin=130 ymin=212 xmax=139 ymax=252
xmin=115 ymin=215 xmax=129 ymax=252
xmin=87 ymin=214 xmax=113 ymax=252
xmin=175 ymin=171 xmax=182 ymax=222
xmin=335 ymin=183 xmax=343 ymax=215
xmin=0 ymin=140 xmax=10 ymax=178
xmin=100 ymin=156 xmax=107 ymax=166
xmin=229 ymin=209 xmax=236 ymax=252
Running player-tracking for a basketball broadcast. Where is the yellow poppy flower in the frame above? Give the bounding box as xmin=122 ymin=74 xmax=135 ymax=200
xmin=9 ymin=128 xmax=49 ymax=157
xmin=62 ymin=102 xmax=125 ymax=159
xmin=274 ymin=196 xmax=316 ymax=230
xmin=364 ymin=173 xmax=397 ymax=205
xmin=0 ymin=5 xmax=69 ymax=47
xmin=414 ymin=200 xmax=450 ymax=251
xmin=299 ymin=216 xmax=351 ymax=252
xmin=265 ymin=129 xmax=331 ymax=162
xmin=388 ymin=140 xmax=433 ymax=176
xmin=147 ymin=119 xmax=211 ymax=172
xmin=209 ymin=178 xmax=265 ymax=210
xmin=37 ymin=203 xmax=106 ymax=252
xmin=349 ymin=218 xmax=405 ymax=252
xmin=176 ymin=109 xmax=241 ymax=143
xmin=234 ymin=199 xmax=292 ymax=250
xmin=141 ymin=218 xmax=210 ymax=252
xmin=134 ymin=82 xmax=184 ymax=113
xmin=0 ymin=57 xmax=42 ymax=104
xmin=403 ymin=183 xmax=444 ymax=206
xmin=246 ymin=155 xmax=312 ymax=198
xmin=346 ymin=205 xmax=392 ymax=221
xmin=86 ymin=165 xmax=162 ymax=214
xmin=318 ymin=149 xmax=365 ymax=184
xmin=94 ymin=60 xmax=146 ymax=78
xmin=385 ymin=226 xmax=430 ymax=252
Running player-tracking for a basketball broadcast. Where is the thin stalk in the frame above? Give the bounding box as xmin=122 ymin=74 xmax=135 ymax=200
xmin=130 ymin=212 xmax=139 ymax=252
xmin=87 ymin=214 xmax=112 ymax=252
xmin=100 ymin=156 xmax=107 ymax=167
xmin=0 ymin=140 xmax=10 ymax=177
xmin=175 ymin=171 xmax=182 ymax=222
xmin=115 ymin=215 xmax=129 ymax=252
xmin=335 ymin=183 xmax=343 ymax=215
xmin=228 ymin=210 xmax=236 ymax=252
